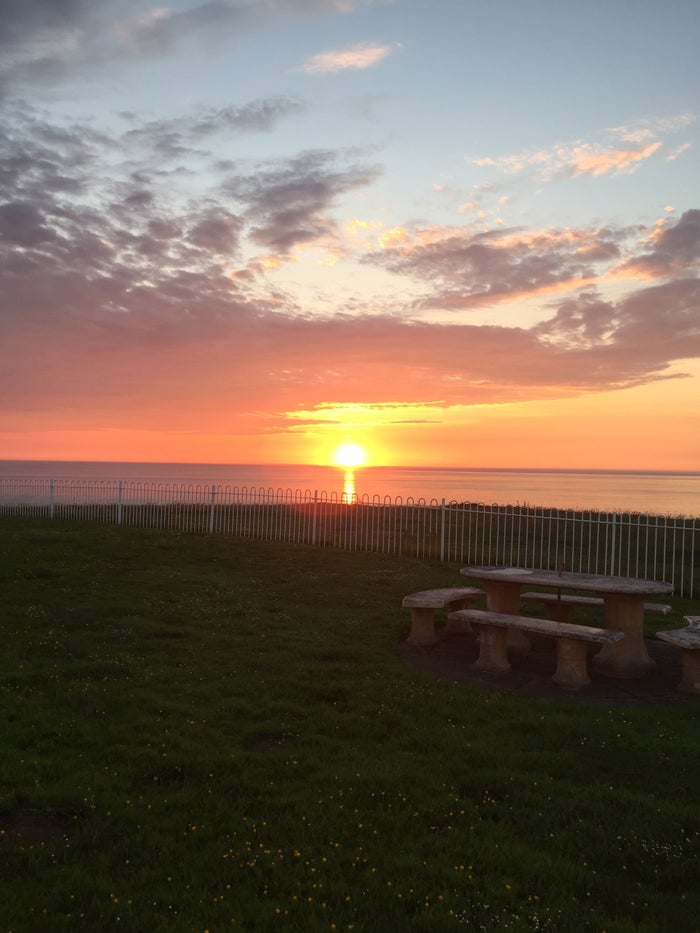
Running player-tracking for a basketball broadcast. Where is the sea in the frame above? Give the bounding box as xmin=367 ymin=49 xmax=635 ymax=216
xmin=0 ymin=461 xmax=699 ymax=517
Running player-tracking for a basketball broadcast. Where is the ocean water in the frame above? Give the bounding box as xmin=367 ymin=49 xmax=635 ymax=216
xmin=1 ymin=461 xmax=698 ymax=517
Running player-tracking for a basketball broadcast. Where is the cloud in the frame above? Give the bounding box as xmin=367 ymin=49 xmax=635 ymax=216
xmin=193 ymin=99 xmax=307 ymax=135
xmin=4 ymin=270 xmax=698 ymax=436
xmin=223 ymin=149 xmax=382 ymax=255
xmin=477 ymin=140 xmax=662 ymax=180
xmin=534 ymin=279 xmax=700 ymax=381
xmin=0 ymin=0 xmax=395 ymax=94
xmin=473 ymin=114 xmax=695 ymax=182
xmin=0 ymin=102 xmax=382 ymax=335
xmin=610 ymin=113 xmax=696 ymax=140
xmin=566 ymin=141 xmax=662 ymax=177
xmin=0 ymin=0 xmax=124 ymax=93
xmin=364 ymin=224 xmax=628 ymax=310
xmin=113 ymin=1 xmax=270 ymax=57
xmin=666 ymin=142 xmax=692 ymax=161
xmin=187 ymin=209 xmax=244 ymax=252
xmin=300 ymin=42 xmax=394 ymax=73
xmin=265 ymin=0 xmax=397 ymax=13
xmin=121 ymin=97 xmax=306 ymax=162
xmin=0 ymin=0 xmax=92 ymax=49
xmin=3 ymin=194 xmax=699 ymax=424
xmin=1 ymin=100 xmax=698 ymax=438
xmin=615 ymin=209 xmax=700 ymax=279
xmin=0 ymin=201 xmax=57 ymax=246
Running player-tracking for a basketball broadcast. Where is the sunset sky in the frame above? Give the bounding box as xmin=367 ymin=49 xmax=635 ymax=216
xmin=2 ymin=0 xmax=699 ymax=470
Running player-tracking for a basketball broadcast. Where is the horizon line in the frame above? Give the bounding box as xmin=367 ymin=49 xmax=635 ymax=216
xmin=1 ymin=458 xmax=698 ymax=477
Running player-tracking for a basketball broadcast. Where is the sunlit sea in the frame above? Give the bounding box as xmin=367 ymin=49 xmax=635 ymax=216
xmin=1 ymin=461 xmax=698 ymax=517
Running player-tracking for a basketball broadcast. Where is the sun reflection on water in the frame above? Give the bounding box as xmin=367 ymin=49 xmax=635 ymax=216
xmin=342 ymin=469 xmax=356 ymax=503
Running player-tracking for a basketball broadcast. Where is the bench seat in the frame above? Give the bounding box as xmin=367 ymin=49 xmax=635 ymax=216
xmin=448 ymin=607 xmax=623 ymax=690
xmin=520 ymin=591 xmax=672 ymax=624
xmin=402 ymin=587 xmax=484 ymax=646
xmin=656 ymin=616 xmax=700 ymax=695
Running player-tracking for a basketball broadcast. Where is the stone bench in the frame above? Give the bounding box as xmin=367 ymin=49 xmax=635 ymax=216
xmin=402 ymin=587 xmax=484 ymax=646
xmin=448 ymin=607 xmax=624 ymax=690
xmin=656 ymin=616 xmax=700 ymax=696
xmin=520 ymin=591 xmax=672 ymax=624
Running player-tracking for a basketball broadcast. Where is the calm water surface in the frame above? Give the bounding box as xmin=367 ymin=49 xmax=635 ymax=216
xmin=1 ymin=461 xmax=698 ymax=517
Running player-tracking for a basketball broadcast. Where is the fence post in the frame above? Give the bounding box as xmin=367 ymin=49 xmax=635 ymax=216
xmin=50 ymin=479 xmax=55 ymax=520
xmin=609 ymin=513 xmax=616 ymax=576
xmin=209 ymin=485 xmax=216 ymax=534
xmin=440 ymin=498 xmax=446 ymax=561
xmin=312 ymin=491 xmax=318 ymax=546
xmin=117 ymin=480 xmax=123 ymax=525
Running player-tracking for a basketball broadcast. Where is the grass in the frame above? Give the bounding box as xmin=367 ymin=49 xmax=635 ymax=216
xmin=0 ymin=517 xmax=698 ymax=932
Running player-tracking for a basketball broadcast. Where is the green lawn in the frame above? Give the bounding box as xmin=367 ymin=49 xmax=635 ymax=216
xmin=1 ymin=518 xmax=698 ymax=932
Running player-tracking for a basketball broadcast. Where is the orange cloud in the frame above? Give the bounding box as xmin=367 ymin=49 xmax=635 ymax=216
xmin=300 ymin=43 xmax=394 ymax=73
xmin=473 ymin=115 xmax=694 ymax=182
xmin=569 ymin=141 xmax=662 ymax=176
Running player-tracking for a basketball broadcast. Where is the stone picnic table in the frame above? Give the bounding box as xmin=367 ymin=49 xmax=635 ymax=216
xmin=460 ymin=566 xmax=674 ymax=680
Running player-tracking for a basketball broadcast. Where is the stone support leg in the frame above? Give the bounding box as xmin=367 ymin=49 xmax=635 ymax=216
xmin=547 ymin=601 xmax=574 ymax=624
xmin=553 ymin=638 xmax=590 ymax=690
xmin=678 ymin=650 xmax=700 ymax=695
xmin=486 ymin=581 xmax=531 ymax=655
xmin=407 ymin=607 xmax=436 ymax=646
xmin=443 ymin=597 xmax=478 ymax=635
xmin=473 ymin=625 xmax=510 ymax=674
xmin=593 ymin=594 xmax=655 ymax=679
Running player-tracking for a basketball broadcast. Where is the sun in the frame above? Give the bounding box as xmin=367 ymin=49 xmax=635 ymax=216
xmin=333 ymin=442 xmax=367 ymax=468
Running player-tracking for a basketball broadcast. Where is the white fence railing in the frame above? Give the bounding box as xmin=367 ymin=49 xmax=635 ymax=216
xmin=1 ymin=478 xmax=697 ymax=597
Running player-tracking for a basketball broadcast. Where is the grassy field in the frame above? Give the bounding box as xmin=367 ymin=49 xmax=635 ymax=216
xmin=1 ymin=517 xmax=698 ymax=932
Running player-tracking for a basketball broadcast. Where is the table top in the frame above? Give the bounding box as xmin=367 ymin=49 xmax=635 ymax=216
xmin=461 ymin=566 xmax=673 ymax=597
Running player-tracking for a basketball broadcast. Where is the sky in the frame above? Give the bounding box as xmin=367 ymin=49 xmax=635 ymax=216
xmin=1 ymin=0 xmax=699 ymax=471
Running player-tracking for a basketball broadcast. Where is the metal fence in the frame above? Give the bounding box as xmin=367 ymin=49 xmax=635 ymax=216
xmin=1 ymin=478 xmax=698 ymax=597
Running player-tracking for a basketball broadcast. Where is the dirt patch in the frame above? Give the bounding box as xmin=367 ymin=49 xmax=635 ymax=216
xmin=398 ymin=631 xmax=693 ymax=706
xmin=1 ymin=809 xmax=78 ymax=846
